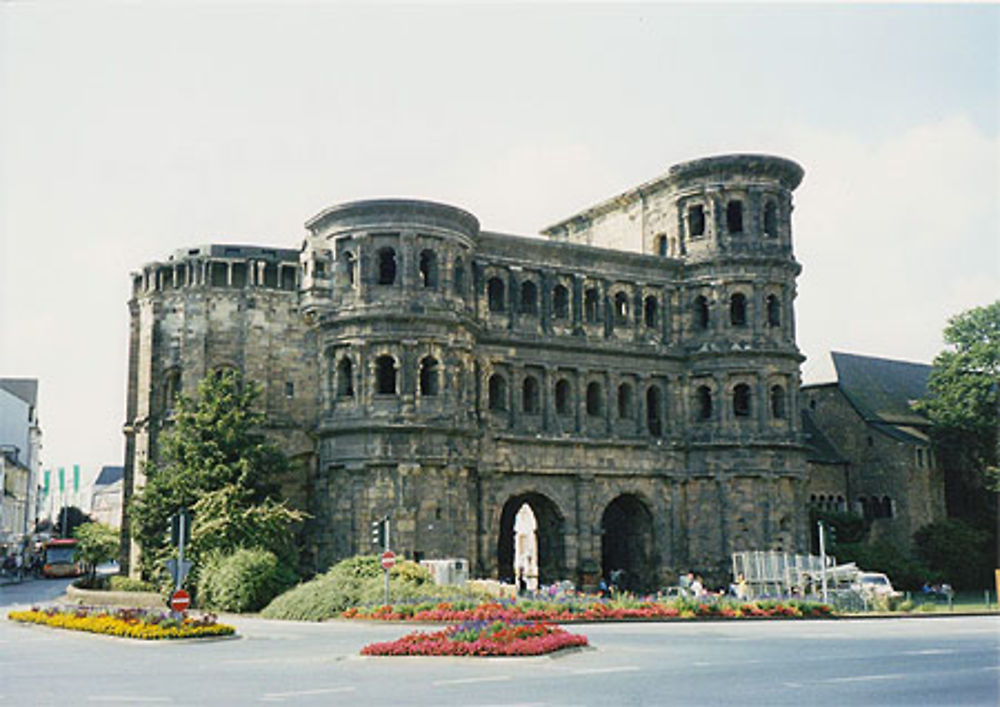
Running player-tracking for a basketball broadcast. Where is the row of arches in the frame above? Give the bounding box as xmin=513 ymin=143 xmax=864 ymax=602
xmin=809 ymin=494 xmax=894 ymax=520
xmin=693 ymin=292 xmax=782 ymax=330
xmin=328 ymin=350 xmax=792 ymax=430
xmin=693 ymin=383 xmax=787 ymax=421
xmin=333 ymin=241 xmax=788 ymax=343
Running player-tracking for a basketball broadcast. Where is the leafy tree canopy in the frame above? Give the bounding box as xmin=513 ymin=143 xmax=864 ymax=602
xmin=53 ymin=506 xmax=92 ymax=538
xmin=129 ymin=370 xmax=303 ymax=580
xmin=916 ymin=300 xmax=999 ymax=496
xmin=73 ymin=522 xmax=120 ymax=581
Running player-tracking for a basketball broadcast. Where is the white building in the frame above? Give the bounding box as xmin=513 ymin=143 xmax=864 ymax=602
xmin=89 ymin=466 xmax=124 ymax=528
xmin=0 ymin=379 xmax=42 ymax=544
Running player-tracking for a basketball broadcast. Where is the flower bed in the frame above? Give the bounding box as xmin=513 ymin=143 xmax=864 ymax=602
xmin=8 ymin=606 xmax=236 ymax=640
xmin=343 ymin=598 xmax=833 ymax=623
xmin=361 ymin=619 xmax=588 ymax=657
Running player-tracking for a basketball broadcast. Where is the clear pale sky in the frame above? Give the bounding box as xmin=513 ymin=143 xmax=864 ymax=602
xmin=1 ymin=2 xmax=997 ymax=483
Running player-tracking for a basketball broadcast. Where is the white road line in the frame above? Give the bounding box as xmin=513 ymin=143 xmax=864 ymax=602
xmin=783 ymin=682 xmax=803 ymax=688
xmin=433 ymin=676 xmax=512 ymax=686
xmin=261 ymin=687 xmax=356 ymax=699
xmin=692 ymin=661 xmax=712 ymax=666
xmin=823 ymin=673 xmax=906 ymax=683
xmin=87 ymin=698 xmax=171 ymax=703
xmin=571 ymin=666 xmax=640 ymax=675
xmin=903 ymin=649 xmax=955 ymax=655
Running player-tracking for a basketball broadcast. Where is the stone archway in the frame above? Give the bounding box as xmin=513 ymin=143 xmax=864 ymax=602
xmin=601 ymin=494 xmax=655 ymax=593
xmin=497 ymin=493 xmax=565 ymax=586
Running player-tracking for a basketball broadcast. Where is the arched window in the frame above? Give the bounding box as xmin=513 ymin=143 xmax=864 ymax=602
xmin=419 ymin=356 xmax=439 ymax=396
xmin=766 ymin=294 xmax=781 ymax=327
xmin=337 ymin=357 xmax=354 ymax=397
xmin=453 ymin=258 xmax=465 ymax=295
xmin=522 ymin=376 xmax=539 ymax=414
xmin=419 ymin=250 xmax=438 ymax=288
xmin=164 ymin=370 xmax=181 ymax=410
xmin=733 ymin=384 xmax=751 ymax=417
xmin=695 ymin=295 xmax=710 ymax=330
xmin=377 ymin=247 xmax=396 ymax=285
xmin=613 ymin=292 xmax=629 ymax=326
xmin=586 ymin=382 xmax=603 ymax=416
xmin=552 ymin=285 xmax=569 ymax=320
xmin=730 ymin=293 xmax=747 ymax=327
xmin=343 ymin=252 xmax=357 ymax=286
xmin=647 ymin=385 xmax=662 ymax=437
xmin=881 ymin=496 xmax=893 ymax=519
xmin=656 ymin=234 xmax=668 ymax=257
xmin=555 ymin=378 xmax=571 ymax=415
xmin=487 ymin=277 xmax=506 ymax=313
xmin=519 ymin=281 xmax=538 ymax=316
xmin=770 ymin=385 xmax=785 ymax=419
xmin=375 ymin=355 xmax=396 ymax=394
xmin=617 ymin=383 xmax=633 ymax=419
xmin=764 ymin=201 xmax=778 ymax=238
xmin=584 ymin=288 xmax=600 ymax=323
xmin=688 ymin=204 xmax=705 ymax=237
xmin=644 ymin=295 xmax=658 ymax=329
xmin=696 ymin=386 xmax=712 ymax=421
xmin=488 ymin=373 xmax=507 ymax=411
xmin=727 ymin=200 xmax=743 ymax=233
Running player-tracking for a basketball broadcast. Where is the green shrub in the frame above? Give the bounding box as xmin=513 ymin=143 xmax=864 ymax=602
xmin=197 ymin=548 xmax=298 ymax=613
xmin=109 ymin=575 xmax=155 ymax=592
xmin=262 ymin=556 xmax=451 ymax=620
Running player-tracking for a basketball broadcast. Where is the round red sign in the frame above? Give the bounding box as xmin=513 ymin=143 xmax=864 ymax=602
xmin=380 ymin=550 xmax=396 ymax=570
xmin=170 ymin=589 xmax=191 ymax=612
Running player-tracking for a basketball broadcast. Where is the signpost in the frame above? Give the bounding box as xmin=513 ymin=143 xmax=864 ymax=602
xmin=170 ymin=589 xmax=191 ymax=612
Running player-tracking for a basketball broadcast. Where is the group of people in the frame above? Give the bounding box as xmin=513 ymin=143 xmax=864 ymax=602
xmin=1 ymin=545 xmax=43 ymax=581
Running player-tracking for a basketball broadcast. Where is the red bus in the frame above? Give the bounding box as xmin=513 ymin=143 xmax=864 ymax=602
xmin=42 ymin=538 xmax=83 ymax=578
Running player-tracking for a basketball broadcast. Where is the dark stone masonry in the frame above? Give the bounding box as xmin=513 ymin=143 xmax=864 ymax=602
xmin=124 ymin=154 xmax=935 ymax=589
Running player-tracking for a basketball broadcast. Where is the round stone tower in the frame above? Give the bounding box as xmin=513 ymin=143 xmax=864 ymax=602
xmin=301 ymin=199 xmax=483 ymax=565
xmin=668 ymin=155 xmax=807 ymax=562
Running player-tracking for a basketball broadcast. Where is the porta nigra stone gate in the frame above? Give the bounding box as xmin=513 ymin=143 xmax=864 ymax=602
xmin=123 ymin=154 xmax=809 ymax=589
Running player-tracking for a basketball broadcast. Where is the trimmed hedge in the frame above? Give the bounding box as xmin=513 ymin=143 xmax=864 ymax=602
xmin=197 ymin=548 xmax=297 ymax=613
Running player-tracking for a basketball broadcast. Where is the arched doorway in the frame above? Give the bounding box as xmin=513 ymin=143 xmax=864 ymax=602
xmin=601 ymin=494 xmax=654 ymax=593
xmin=497 ymin=493 xmax=565 ymax=586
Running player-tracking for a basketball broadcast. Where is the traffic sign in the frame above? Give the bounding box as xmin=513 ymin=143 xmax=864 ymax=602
xmin=380 ymin=550 xmax=396 ymax=570
xmin=170 ymin=589 xmax=191 ymax=612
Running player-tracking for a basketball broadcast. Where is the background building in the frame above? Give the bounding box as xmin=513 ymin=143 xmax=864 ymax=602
xmin=802 ymin=352 xmax=947 ymax=552
xmin=0 ymin=379 xmax=42 ymax=544
xmin=89 ymin=465 xmax=124 ymax=528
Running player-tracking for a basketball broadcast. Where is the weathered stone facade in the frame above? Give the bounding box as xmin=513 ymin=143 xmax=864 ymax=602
xmin=801 ymin=353 xmax=947 ymax=552
xmin=123 ymin=154 xmax=810 ymax=588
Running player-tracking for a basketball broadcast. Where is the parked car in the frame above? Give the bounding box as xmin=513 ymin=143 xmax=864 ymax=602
xmin=852 ymin=572 xmax=901 ymax=600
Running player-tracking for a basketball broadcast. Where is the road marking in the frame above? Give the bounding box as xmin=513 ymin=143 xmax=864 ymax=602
xmin=823 ymin=673 xmax=905 ymax=683
xmin=571 ymin=666 xmax=640 ymax=675
xmin=783 ymin=682 xmax=803 ymax=688
xmin=87 ymin=698 xmax=171 ymax=703
xmin=261 ymin=687 xmax=355 ymax=700
xmin=433 ymin=676 xmax=512 ymax=686
xmin=692 ymin=661 xmax=712 ymax=666
xmin=903 ymin=649 xmax=955 ymax=655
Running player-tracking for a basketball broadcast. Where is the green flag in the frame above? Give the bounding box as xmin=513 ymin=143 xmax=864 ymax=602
xmin=58 ymin=467 xmax=65 ymax=493
xmin=73 ymin=464 xmax=80 ymax=493
xmin=43 ymin=469 xmax=50 ymax=493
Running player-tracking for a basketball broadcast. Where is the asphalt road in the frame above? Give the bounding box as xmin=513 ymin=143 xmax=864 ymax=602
xmin=1 ymin=580 xmax=997 ymax=706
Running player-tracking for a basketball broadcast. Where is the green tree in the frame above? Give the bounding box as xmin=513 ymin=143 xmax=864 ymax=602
xmin=129 ymin=370 xmax=304 ymax=583
xmin=916 ymin=300 xmax=999 ymax=504
xmin=73 ymin=522 xmax=121 ymax=584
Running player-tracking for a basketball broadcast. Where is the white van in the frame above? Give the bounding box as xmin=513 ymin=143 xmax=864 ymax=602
xmin=852 ymin=572 xmax=901 ymax=599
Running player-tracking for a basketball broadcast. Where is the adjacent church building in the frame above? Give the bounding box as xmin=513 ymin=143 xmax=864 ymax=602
xmin=121 ymin=154 xmax=946 ymax=587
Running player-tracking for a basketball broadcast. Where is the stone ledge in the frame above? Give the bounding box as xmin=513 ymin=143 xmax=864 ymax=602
xmin=66 ymin=584 xmax=165 ymax=609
